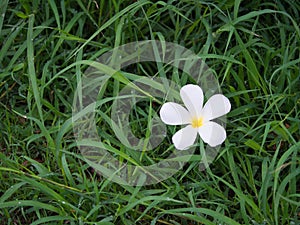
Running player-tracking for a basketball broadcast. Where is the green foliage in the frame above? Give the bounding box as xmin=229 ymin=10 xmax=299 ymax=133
xmin=0 ymin=0 xmax=299 ymax=224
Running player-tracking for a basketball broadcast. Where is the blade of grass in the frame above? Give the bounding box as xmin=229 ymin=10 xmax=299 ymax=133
xmin=0 ymin=0 xmax=8 ymax=34
xmin=27 ymin=14 xmax=43 ymax=121
xmin=0 ymin=200 xmax=61 ymax=214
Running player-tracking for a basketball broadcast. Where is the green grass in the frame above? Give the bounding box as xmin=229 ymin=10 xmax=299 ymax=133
xmin=0 ymin=0 xmax=299 ymax=224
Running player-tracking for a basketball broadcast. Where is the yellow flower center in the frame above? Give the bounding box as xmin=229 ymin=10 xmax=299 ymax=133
xmin=191 ymin=117 xmax=204 ymax=128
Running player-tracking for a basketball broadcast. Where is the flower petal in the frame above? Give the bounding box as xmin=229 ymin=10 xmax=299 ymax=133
xmin=160 ymin=102 xmax=191 ymax=125
xmin=198 ymin=121 xmax=226 ymax=147
xmin=180 ymin=84 xmax=203 ymax=118
xmin=201 ymin=94 xmax=231 ymax=121
xmin=172 ymin=125 xmax=197 ymax=150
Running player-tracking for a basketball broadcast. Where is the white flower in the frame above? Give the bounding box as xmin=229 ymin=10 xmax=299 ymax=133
xmin=160 ymin=84 xmax=231 ymax=150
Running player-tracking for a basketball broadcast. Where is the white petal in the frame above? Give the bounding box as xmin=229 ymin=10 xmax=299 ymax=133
xmin=172 ymin=125 xmax=198 ymax=150
xmin=198 ymin=121 xmax=226 ymax=147
xmin=160 ymin=102 xmax=191 ymax=125
xmin=201 ymin=94 xmax=231 ymax=121
xmin=180 ymin=84 xmax=203 ymax=118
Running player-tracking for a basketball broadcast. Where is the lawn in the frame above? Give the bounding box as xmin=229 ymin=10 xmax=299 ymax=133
xmin=0 ymin=0 xmax=299 ymax=224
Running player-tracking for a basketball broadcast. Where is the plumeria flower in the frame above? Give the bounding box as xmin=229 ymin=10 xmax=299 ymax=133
xmin=160 ymin=84 xmax=231 ymax=150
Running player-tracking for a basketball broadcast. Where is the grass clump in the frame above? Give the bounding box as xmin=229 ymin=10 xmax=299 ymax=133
xmin=0 ymin=0 xmax=299 ymax=224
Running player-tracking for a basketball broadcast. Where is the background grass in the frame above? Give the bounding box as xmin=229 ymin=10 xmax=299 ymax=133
xmin=0 ymin=0 xmax=299 ymax=224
